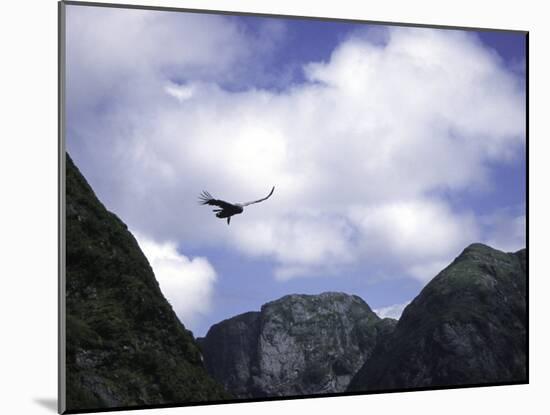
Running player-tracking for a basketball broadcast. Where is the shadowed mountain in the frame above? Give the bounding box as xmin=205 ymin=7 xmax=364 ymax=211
xmin=64 ymin=154 xmax=229 ymax=411
xmin=347 ymin=243 xmax=527 ymax=392
xmin=197 ymin=292 xmax=397 ymax=398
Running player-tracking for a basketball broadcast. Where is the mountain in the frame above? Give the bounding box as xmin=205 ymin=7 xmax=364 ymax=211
xmin=197 ymin=292 xmax=397 ymax=398
xmin=347 ymin=243 xmax=527 ymax=392
xmin=64 ymin=151 xmax=527 ymax=406
xmin=64 ymin=154 xmax=229 ymax=412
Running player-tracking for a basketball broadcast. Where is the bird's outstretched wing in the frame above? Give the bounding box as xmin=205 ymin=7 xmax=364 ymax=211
xmin=198 ymin=191 xmax=235 ymax=209
xmin=241 ymin=186 xmax=275 ymax=207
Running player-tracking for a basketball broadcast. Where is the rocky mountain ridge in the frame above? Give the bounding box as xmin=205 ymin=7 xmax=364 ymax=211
xmin=347 ymin=243 xmax=527 ymax=391
xmin=200 ymin=244 xmax=527 ymax=397
xmin=198 ymin=292 xmax=397 ymax=398
xmin=65 ymin=153 xmax=526 ymax=408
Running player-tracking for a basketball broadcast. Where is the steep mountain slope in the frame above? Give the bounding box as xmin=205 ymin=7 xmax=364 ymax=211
xmin=347 ymin=243 xmax=527 ymax=392
xmin=198 ymin=292 xmax=396 ymax=398
xmin=64 ymin=154 xmax=229 ymax=411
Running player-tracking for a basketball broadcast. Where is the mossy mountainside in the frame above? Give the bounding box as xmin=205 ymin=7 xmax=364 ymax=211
xmin=65 ymin=154 xmax=229 ymax=411
xmin=347 ymin=243 xmax=527 ymax=391
xmin=197 ymin=292 xmax=397 ymax=398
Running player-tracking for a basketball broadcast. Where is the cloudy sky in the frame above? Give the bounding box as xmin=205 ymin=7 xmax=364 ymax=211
xmin=65 ymin=4 xmax=526 ymax=336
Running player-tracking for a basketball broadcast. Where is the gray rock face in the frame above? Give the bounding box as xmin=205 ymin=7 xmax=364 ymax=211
xmin=197 ymin=312 xmax=262 ymax=397
xmin=347 ymin=243 xmax=527 ymax=392
xmin=198 ymin=292 xmax=396 ymax=398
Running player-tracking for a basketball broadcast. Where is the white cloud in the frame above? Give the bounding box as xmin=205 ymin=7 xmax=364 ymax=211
xmin=134 ymin=232 xmax=217 ymax=331
xmin=373 ymin=301 xmax=410 ymax=320
xmin=482 ymin=209 xmax=526 ymax=252
xmin=67 ymin=8 xmax=525 ymax=282
xmin=164 ymin=82 xmax=196 ymax=102
xmin=348 ymin=198 xmax=479 ymax=281
xmin=231 ymin=212 xmax=356 ymax=280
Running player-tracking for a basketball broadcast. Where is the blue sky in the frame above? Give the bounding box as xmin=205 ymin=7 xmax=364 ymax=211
xmin=65 ymin=5 xmax=526 ymax=337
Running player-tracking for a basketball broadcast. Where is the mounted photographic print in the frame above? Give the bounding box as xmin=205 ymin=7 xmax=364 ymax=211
xmin=59 ymin=1 xmax=528 ymax=413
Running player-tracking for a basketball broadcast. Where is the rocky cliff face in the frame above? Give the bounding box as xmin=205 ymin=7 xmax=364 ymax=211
xmin=65 ymin=154 xmax=229 ymax=411
xmin=198 ymin=292 xmax=397 ymax=398
xmin=347 ymin=243 xmax=527 ymax=392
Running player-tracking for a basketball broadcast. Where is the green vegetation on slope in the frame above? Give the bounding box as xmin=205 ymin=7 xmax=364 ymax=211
xmin=65 ymin=153 xmax=230 ymax=411
xmin=348 ymin=243 xmax=527 ymax=391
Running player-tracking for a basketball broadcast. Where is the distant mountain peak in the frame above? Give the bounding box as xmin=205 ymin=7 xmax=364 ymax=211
xmin=348 ymin=243 xmax=527 ymax=392
xmin=199 ymin=292 xmax=394 ymax=398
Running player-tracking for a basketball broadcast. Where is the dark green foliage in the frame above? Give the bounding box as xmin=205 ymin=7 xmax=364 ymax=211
xmin=65 ymin=154 xmax=230 ymax=411
xmin=347 ymin=243 xmax=527 ymax=392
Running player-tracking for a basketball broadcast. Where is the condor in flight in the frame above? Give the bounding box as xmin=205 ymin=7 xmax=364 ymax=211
xmin=199 ymin=186 xmax=275 ymax=225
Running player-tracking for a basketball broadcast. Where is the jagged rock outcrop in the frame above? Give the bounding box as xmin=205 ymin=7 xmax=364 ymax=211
xmin=198 ymin=292 xmax=396 ymax=398
xmin=347 ymin=243 xmax=527 ymax=392
xmin=65 ymin=154 xmax=229 ymax=411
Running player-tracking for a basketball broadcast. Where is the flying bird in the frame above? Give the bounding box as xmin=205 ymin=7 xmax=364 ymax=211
xmin=199 ymin=186 xmax=275 ymax=225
